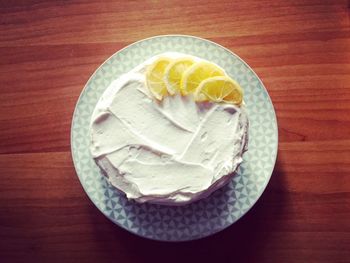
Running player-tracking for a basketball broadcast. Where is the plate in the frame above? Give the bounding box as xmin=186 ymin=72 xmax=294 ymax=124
xmin=71 ymin=35 xmax=278 ymax=241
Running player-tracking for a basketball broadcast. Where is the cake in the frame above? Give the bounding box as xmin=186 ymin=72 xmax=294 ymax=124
xmin=89 ymin=52 xmax=248 ymax=205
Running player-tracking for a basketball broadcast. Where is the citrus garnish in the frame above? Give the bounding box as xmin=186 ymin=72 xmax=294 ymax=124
xmin=164 ymin=58 xmax=194 ymax=95
xmin=194 ymin=76 xmax=243 ymax=105
xmin=146 ymin=57 xmax=172 ymax=100
xmin=180 ymin=61 xmax=225 ymax=95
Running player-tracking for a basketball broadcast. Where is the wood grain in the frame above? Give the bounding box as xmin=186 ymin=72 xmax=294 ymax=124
xmin=0 ymin=0 xmax=349 ymax=262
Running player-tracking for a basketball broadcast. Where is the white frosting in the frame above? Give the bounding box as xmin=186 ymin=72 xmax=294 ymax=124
xmin=90 ymin=52 xmax=248 ymax=205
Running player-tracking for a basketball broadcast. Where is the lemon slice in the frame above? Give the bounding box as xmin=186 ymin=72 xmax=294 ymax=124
xmin=194 ymin=76 xmax=243 ymax=105
xmin=164 ymin=58 xmax=194 ymax=95
xmin=180 ymin=61 xmax=225 ymax=95
xmin=146 ymin=57 xmax=172 ymax=100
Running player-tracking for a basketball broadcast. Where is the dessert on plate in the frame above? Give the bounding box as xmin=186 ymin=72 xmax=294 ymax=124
xmin=89 ymin=52 xmax=248 ymax=205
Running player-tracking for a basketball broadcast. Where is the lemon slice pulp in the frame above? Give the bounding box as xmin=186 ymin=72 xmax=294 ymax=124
xmin=146 ymin=57 xmax=172 ymax=100
xmin=164 ymin=58 xmax=194 ymax=95
xmin=180 ymin=61 xmax=225 ymax=95
xmin=194 ymin=76 xmax=243 ymax=105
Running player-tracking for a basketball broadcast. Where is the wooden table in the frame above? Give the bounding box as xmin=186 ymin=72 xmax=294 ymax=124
xmin=1 ymin=1 xmax=349 ymax=262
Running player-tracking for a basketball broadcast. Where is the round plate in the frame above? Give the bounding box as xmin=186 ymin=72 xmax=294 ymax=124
xmin=71 ymin=35 xmax=278 ymax=241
